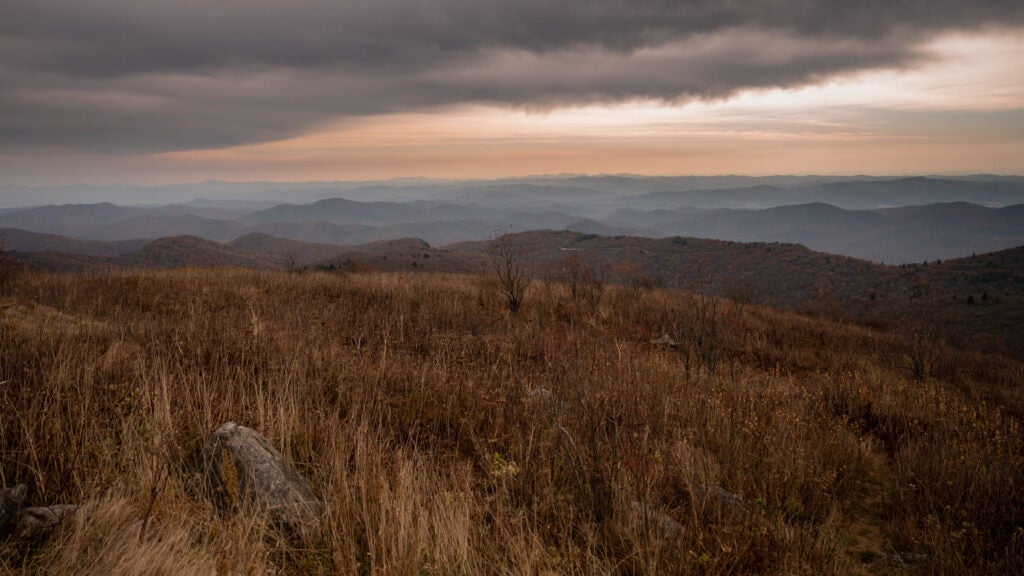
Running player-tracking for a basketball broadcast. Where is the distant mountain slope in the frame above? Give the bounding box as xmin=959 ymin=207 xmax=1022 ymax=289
xmin=227 ymin=233 xmax=350 ymax=266
xmin=643 ymin=202 xmax=885 ymax=244
xmin=926 ymin=245 xmax=1024 ymax=295
xmin=8 ymin=234 xmax=327 ymax=271
xmin=0 ymin=202 xmax=147 ymax=233
xmin=447 ymin=230 xmax=897 ymax=307
xmin=0 ymin=204 xmax=253 ymax=241
xmin=565 ymin=219 xmax=654 ymax=237
xmin=452 ymin=184 xmax=618 ymax=213
xmin=6 ymin=250 xmax=116 ymax=273
xmin=608 ymin=201 xmax=1024 ymax=263
xmin=117 ymin=236 xmax=274 ymax=269
xmin=447 ymin=231 xmax=1024 ymax=356
xmin=621 ymin=185 xmax=790 ymax=210
xmin=310 ymin=238 xmax=486 ymax=274
xmin=462 ymin=230 xmax=1024 ymax=297
xmin=0 ymin=199 xmax=580 ymax=248
xmin=240 ymin=197 xmax=486 ymax=225
xmin=806 ymin=177 xmax=1024 ymax=209
xmin=0 ymin=228 xmax=147 ymax=256
xmin=621 ymin=177 xmax=1024 ymax=210
xmin=3 ymin=180 xmax=1023 ymax=264
xmin=70 ymin=214 xmax=250 ymax=242
xmin=7 ymin=232 xmax=484 ymax=274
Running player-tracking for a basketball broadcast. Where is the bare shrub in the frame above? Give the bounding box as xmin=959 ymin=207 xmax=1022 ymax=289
xmin=897 ymin=279 xmax=945 ymax=382
xmin=559 ymin=252 xmax=606 ymax=316
xmin=0 ymin=238 xmax=15 ymax=295
xmin=675 ymin=276 xmax=721 ymax=374
xmin=489 ymin=232 xmax=532 ymax=314
xmin=284 ymin=247 xmax=298 ymax=273
xmin=612 ymin=260 xmax=655 ymax=300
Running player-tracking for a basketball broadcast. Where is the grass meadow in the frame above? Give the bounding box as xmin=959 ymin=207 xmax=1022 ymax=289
xmin=1 ymin=268 xmax=1022 ymax=574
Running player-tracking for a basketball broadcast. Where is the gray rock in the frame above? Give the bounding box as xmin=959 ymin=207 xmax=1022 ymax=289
xmin=527 ymin=387 xmax=572 ymax=416
xmin=2 ymin=485 xmax=78 ymax=540
xmin=17 ymin=505 xmax=79 ymax=540
xmin=650 ymin=334 xmax=679 ymax=348
xmin=194 ymin=422 xmax=322 ymax=536
xmin=694 ymin=484 xmax=747 ymax=512
xmin=0 ymin=484 xmax=27 ymax=537
xmin=630 ymin=501 xmax=684 ymax=539
xmin=885 ymin=551 xmax=929 ymax=566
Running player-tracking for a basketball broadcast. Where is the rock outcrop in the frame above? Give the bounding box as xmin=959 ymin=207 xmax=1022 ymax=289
xmin=1 ymin=484 xmax=79 ymax=540
xmin=192 ymin=422 xmax=322 ymax=535
xmin=0 ymin=485 xmax=26 ymax=538
xmin=15 ymin=504 xmax=80 ymax=539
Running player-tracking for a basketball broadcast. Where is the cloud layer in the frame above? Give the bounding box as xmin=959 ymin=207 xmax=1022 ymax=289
xmin=2 ymin=0 xmax=1022 ymax=153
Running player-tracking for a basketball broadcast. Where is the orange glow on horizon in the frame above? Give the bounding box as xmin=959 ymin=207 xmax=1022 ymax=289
xmin=153 ymin=32 xmax=1024 ymax=181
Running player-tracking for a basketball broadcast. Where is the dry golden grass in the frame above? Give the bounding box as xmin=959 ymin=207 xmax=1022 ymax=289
xmin=1 ymin=268 xmax=1022 ymax=574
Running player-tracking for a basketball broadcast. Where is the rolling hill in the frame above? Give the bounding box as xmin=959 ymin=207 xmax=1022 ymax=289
xmin=238 ymin=197 xmax=503 ymax=225
xmin=607 ymin=202 xmax=1024 ymax=263
xmin=226 ymin=233 xmax=352 ymax=266
xmin=445 ymin=230 xmax=1024 ymax=357
xmin=117 ymin=236 xmax=274 ymax=269
xmin=4 ymin=173 xmax=1024 ymax=265
xmin=0 ymin=228 xmax=147 ymax=256
xmin=620 ymin=177 xmax=1024 ymax=210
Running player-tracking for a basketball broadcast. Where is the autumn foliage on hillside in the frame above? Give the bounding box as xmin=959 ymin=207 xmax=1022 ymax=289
xmin=1 ymin=267 xmax=1022 ymax=574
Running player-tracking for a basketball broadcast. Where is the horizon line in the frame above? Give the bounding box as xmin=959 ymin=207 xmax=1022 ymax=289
xmin=4 ymin=172 xmax=1024 ymax=189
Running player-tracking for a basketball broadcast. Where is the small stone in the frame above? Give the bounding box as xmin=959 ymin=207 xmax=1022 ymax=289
xmin=630 ymin=501 xmax=684 ymax=539
xmin=694 ymin=484 xmax=747 ymax=512
xmin=885 ymin=551 xmax=929 ymax=565
xmin=527 ymin=387 xmax=571 ymax=415
xmin=650 ymin=334 xmax=679 ymax=348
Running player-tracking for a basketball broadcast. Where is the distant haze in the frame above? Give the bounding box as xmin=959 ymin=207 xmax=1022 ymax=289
xmin=2 ymin=175 xmax=1023 ymax=264
xmin=3 ymin=174 xmax=1024 ymax=208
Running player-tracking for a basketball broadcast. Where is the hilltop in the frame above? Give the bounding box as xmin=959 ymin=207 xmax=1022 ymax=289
xmin=4 ymin=233 xmax=485 ymax=274
xmin=446 ymin=231 xmax=1024 ymax=357
xmin=6 ymin=228 xmax=1024 ymax=357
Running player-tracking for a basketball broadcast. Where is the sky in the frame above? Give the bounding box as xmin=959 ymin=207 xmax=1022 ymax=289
xmin=2 ymin=0 xmax=1023 ymax=185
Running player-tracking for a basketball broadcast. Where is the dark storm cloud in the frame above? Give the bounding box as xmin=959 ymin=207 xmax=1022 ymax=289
xmin=2 ymin=0 xmax=1021 ymax=152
